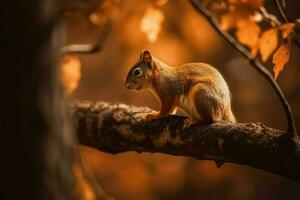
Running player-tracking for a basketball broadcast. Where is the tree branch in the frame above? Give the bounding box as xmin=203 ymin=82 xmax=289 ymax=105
xmin=61 ymin=19 xmax=112 ymax=54
xmin=72 ymin=101 xmax=300 ymax=181
xmin=189 ymin=0 xmax=297 ymax=137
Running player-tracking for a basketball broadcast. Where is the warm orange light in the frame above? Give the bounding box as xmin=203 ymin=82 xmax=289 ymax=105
xmin=73 ymin=164 xmax=97 ymax=200
xmin=60 ymin=55 xmax=82 ymax=95
xmin=140 ymin=6 xmax=164 ymax=42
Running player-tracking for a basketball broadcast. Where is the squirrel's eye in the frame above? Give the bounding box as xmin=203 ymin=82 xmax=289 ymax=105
xmin=133 ymin=68 xmax=142 ymax=77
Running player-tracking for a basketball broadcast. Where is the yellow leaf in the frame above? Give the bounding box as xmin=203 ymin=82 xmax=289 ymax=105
xmin=236 ymin=19 xmax=261 ymax=50
xmin=60 ymin=55 xmax=82 ymax=95
xmin=280 ymin=23 xmax=295 ymax=39
xmin=258 ymin=28 xmax=278 ymax=62
xmin=140 ymin=6 xmax=164 ymax=42
xmin=272 ymin=41 xmax=289 ymax=79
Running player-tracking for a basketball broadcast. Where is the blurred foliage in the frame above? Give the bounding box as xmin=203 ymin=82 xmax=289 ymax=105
xmin=140 ymin=5 xmax=164 ymax=42
xmin=206 ymin=0 xmax=296 ymax=78
xmin=60 ymin=55 xmax=82 ymax=95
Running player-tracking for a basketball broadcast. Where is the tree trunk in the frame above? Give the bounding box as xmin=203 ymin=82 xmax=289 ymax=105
xmin=0 ymin=0 xmax=76 ymax=199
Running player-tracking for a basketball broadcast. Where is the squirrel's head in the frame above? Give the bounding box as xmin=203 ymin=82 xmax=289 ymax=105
xmin=125 ymin=50 xmax=154 ymax=90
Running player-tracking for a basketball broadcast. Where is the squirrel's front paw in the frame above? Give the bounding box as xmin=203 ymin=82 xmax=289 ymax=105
xmin=183 ymin=118 xmax=198 ymax=128
xmin=144 ymin=112 xmax=160 ymax=122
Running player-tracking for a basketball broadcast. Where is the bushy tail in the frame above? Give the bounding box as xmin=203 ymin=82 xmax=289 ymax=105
xmin=222 ymin=108 xmax=236 ymax=122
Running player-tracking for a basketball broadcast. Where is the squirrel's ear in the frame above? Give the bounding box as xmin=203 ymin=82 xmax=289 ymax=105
xmin=142 ymin=50 xmax=152 ymax=63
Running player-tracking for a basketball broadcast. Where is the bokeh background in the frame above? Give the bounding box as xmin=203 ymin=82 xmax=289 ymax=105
xmin=64 ymin=0 xmax=300 ymax=199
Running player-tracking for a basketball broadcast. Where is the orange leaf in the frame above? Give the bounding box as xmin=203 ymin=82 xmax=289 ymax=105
xmin=89 ymin=0 xmax=120 ymax=26
xmin=220 ymin=13 xmax=235 ymax=31
xmin=220 ymin=6 xmax=253 ymax=31
xmin=89 ymin=12 xmax=107 ymax=25
xmin=272 ymin=41 xmax=289 ymax=79
xmin=250 ymin=45 xmax=258 ymax=57
xmin=228 ymin=0 xmax=264 ymax=8
xmin=154 ymin=0 xmax=168 ymax=7
xmin=280 ymin=23 xmax=295 ymax=39
xmin=236 ymin=19 xmax=261 ymax=50
xmin=258 ymin=28 xmax=278 ymax=62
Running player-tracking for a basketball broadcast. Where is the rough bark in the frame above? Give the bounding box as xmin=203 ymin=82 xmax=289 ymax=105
xmin=72 ymin=101 xmax=300 ymax=181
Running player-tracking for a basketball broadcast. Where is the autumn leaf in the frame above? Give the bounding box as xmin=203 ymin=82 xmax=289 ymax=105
xmin=220 ymin=6 xmax=253 ymax=31
xmin=154 ymin=0 xmax=168 ymax=7
xmin=90 ymin=12 xmax=107 ymax=25
xmin=220 ymin=12 xmax=235 ymax=31
xmin=227 ymin=0 xmax=264 ymax=8
xmin=250 ymin=45 xmax=258 ymax=57
xmin=236 ymin=19 xmax=261 ymax=53
xmin=258 ymin=28 xmax=278 ymax=62
xmin=140 ymin=6 xmax=164 ymax=42
xmin=218 ymin=4 xmax=262 ymax=55
xmin=280 ymin=23 xmax=295 ymax=39
xmin=60 ymin=55 xmax=82 ymax=95
xmin=89 ymin=0 xmax=120 ymax=25
xmin=272 ymin=41 xmax=289 ymax=79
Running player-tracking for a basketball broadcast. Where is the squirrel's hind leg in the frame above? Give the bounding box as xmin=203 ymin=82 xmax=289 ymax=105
xmin=193 ymin=85 xmax=223 ymax=124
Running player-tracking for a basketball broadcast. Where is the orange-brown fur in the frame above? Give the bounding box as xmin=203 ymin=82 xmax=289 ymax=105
xmin=125 ymin=50 xmax=235 ymax=127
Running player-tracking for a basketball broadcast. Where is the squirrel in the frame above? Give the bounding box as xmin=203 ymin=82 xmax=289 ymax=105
xmin=125 ymin=50 xmax=236 ymax=128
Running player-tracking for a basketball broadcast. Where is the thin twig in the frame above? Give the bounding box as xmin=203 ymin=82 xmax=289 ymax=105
xmin=259 ymin=7 xmax=281 ymax=26
xmin=61 ymin=19 xmax=112 ymax=54
xmin=189 ymin=0 xmax=297 ymax=137
xmin=76 ymin=147 xmax=114 ymax=200
xmin=273 ymin=0 xmax=289 ymax=23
